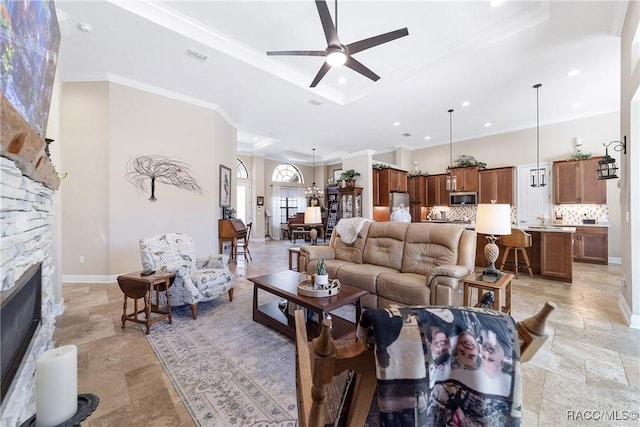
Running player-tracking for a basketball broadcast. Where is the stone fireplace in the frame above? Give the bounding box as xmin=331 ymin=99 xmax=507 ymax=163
xmin=0 ymin=156 xmax=58 ymax=425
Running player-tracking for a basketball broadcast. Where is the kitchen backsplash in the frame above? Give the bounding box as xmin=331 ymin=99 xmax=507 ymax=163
xmin=427 ymin=204 xmax=607 ymax=226
xmin=553 ymin=204 xmax=609 ymax=224
xmin=429 ymin=205 xmax=518 ymax=225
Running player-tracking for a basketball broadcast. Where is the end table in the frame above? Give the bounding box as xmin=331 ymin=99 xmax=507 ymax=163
xmin=462 ymin=272 xmax=513 ymax=314
xmin=117 ymin=271 xmax=175 ymax=334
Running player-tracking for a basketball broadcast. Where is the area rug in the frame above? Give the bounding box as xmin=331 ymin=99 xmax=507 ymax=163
xmin=144 ymin=285 xmax=297 ymax=426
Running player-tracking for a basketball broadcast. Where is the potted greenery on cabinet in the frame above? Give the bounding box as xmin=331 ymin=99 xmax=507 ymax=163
xmin=339 ymin=169 xmax=360 ymax=188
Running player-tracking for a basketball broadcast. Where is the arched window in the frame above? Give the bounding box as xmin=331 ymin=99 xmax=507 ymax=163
xmin=272 ymin=164 xmax=303 ymax=183
xmin=237 ymin=158 xmax=248 ymax=179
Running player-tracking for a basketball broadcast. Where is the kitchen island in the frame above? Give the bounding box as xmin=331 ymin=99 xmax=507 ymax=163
xmin=476 ymin=226 xmax=576 ymax=283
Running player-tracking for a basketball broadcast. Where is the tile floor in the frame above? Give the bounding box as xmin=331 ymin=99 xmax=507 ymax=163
xmin=53 ymin=240 xmax=640 ymax=426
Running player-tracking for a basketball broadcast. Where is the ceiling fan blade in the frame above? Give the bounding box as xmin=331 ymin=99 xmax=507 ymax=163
xmin=310 ymin=62 xmax=332 ymax=87
xmin=267 ymin=50 xmax=326 ymax=57
xmin=345 ymin=56 xmax=380 ymax=82
xmin=315 ymin=0 xmax=339 ymax=46
xmin=346 ymin=28 xmax=409 ymax=55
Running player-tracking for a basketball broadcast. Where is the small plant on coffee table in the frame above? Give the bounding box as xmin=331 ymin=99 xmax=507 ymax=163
xmin=317 ymin=257 xmax=327 ymax=275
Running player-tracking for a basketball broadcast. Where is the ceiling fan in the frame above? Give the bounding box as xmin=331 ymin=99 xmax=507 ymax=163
xmin=267 ymin=0 xmax=409 ymax=87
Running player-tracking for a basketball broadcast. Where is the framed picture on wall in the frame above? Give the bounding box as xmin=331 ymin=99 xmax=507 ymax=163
xmin=333 ymin=169 xmax=343 ymax=183
xmin=257 ymin=196 xmax=264 ymax=206
xmin=219 ymin=165 xmax=231 ymax=207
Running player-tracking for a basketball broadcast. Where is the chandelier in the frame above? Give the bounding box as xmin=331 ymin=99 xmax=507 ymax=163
xmin=305 ymin=148 xmax=323 ymax=199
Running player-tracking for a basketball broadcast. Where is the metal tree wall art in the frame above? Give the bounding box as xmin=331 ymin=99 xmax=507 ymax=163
xmin=126 ymin=155 xmax=203 ymax=202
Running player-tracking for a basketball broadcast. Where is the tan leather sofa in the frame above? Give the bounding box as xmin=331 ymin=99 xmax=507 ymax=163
xmin=300 ymin=221 xmax=476 ymax=308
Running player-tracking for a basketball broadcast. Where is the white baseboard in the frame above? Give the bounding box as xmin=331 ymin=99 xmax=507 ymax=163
xmin=62 ymin=274 xmax=118 ymax=284
xmin=619 ymin=294 xmax=640 ymax=329
xmin=608 ymin=256 xmax=621 ymax=264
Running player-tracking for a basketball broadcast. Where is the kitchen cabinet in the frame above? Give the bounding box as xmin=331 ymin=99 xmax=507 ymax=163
xmin=372 ymin=168 xmax=380 ymax=206
xmin=479 ymin=167 xmax=514 ymax=205
xmin=540 ymin=231 xmax=573 ymax=282
xmin=450 ymin=166 xmax=479 ymax=192
xmin=573 ymin=226 xmax=608 ymax=264
xmin=376 ymin=168 xmax=408 ymax=206
xmin=427 ymin=174 xmax=449 ymax=206
xmin=475 ymin=229 xmax=573 ymax=283
xmin=553 ymin=158 xmax=606 ymax=204
xmin=408 ymin=175 xmax=428 ymax=222
xmin=338 ymin=186 xmax=363 ymax=219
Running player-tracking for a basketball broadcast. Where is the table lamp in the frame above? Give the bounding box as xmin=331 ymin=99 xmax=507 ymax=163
xmin=475 ymin=203 xmax=511 ymax=279
xmin=304 ymin=206 xmax=322 ymax=245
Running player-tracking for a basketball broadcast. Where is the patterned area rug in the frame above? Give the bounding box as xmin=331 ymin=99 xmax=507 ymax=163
xmin=145 ymin=285 xmax=297 ymax=426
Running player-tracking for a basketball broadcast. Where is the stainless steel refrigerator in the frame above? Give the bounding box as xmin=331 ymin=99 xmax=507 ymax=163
xmin=390 ymin=192 xmax=410 ymax=210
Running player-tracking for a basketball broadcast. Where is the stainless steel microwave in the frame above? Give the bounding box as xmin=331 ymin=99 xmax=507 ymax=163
xmin=449 ymin=192 xmax=477 ymax=205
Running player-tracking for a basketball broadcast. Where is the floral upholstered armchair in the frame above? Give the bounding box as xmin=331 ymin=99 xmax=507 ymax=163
xmin=139 ymin=233 xmax=235 ymax=319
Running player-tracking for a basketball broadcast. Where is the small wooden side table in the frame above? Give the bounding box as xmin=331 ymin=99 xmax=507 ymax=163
xmin=288 ymin=247 xmax=301 ymax=271
xmin=462 ymin=272 xmax=513 ymax=314
xmin=117 ymin=271 xmax=175 ymax=334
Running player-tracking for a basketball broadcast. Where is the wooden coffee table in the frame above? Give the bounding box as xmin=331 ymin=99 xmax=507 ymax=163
xmin=249 ymin=270 xmax=368 ymax=340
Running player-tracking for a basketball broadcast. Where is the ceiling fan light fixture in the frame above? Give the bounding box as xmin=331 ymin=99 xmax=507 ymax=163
xmin=326 ymin=50 xmax=347 ymax=67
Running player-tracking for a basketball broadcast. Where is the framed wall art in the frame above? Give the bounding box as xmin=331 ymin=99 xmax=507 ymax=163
xmin=257 ymin=196 xmax=264 ymax=206
xmin=219 ymin=164 xmax=231 ymax=207
xmin=333 ymin=169 xmax=343 ymax=183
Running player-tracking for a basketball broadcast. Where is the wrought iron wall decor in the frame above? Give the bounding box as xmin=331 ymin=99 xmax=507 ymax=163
xmin=125 ymin=155 xmax=203 ymax=202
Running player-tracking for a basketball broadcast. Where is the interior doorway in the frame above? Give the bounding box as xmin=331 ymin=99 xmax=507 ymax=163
xmin=236 ymin=179 xmax=251 ymax=226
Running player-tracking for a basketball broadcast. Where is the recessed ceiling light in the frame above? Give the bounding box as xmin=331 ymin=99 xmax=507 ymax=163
xmin=484 ymin=122 xmax=492 ymax=127
xmin=253 ymin=137 xmax=259 ymax=141
xmin=338 ymin=77 xmax=347 ymax=84
xmin=462 ymin=101 xmax=470 ymax=107
xmin=572 ymin=102 xmax=582 ymax=108
xmin=490 ymin=0 xmax=506 ymax=7
xmin=567 ymin=69 xmax=581 ymax=77
xmin=424 ymin=136 xmax=431 ymax=140
xmin=394 ymin=122 xmax=400 ymax=126
xmin=77 ymin=22 xmax=93 ymax=33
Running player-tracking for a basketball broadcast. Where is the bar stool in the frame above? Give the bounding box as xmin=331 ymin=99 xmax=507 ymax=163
xmin=499 ymin=228 xmax=533 ymax=278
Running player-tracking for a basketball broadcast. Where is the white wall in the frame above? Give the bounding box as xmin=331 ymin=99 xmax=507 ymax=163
xmin=60 ymin=81 xmax=236 ymax=279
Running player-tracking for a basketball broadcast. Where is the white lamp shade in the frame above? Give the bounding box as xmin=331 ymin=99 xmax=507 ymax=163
xmin=475 ymin=204 xmax=511 ymax=235
xmin=304 ymin=207 xmax=322 ymax=224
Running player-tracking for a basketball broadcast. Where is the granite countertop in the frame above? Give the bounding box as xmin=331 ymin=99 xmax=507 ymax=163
xmin=552 ymin=223 xmax=609 ymax=228
xmin=523 ymin=225 xmax=576 ymax=233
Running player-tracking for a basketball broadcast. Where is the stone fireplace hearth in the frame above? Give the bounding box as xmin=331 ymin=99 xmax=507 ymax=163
xmin=0 ymin=157 xmax=58 ymax=425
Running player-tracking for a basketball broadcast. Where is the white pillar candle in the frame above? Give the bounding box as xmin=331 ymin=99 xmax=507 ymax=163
xmin=36 ymin=345 xmax=78 ymax=427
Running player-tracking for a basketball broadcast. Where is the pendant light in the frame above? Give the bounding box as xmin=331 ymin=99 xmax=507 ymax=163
xmin=530 ymin=83 xmax=546 ymax=187
xmin=445 ymin=109 xmax=457 ymax=192
xmin=305 ymin=148 xmax=323 ymax=200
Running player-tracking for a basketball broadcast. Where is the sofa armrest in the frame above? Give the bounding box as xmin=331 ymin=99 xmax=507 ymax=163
xmin=427 ymin=264 xmax=469 ymax=286
xmin=300 ymin=246 xmax=336 ymax=262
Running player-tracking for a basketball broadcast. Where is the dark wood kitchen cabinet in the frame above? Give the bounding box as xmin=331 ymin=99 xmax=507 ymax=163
xmin=573 ymin=226 xmax=608 ymax=264
xmin=408 ymin=175 xmax=428 ymax=222
xmin=540 ymin=231 xmax=573 ymax=282
xmin=553 ymin=158 xmax=606 ymax=204
xmin=376 ymin=168 xmax=408 ymax=206
xmin=427 ymin=174 xmax=449 ymax=206
xmin=372 ymin=168 xmax=380 ymax=206
xmin=450 ymin=166 xmax=479 ymax=192
xmin=479 ymin=167 xmax=514 ymax=205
